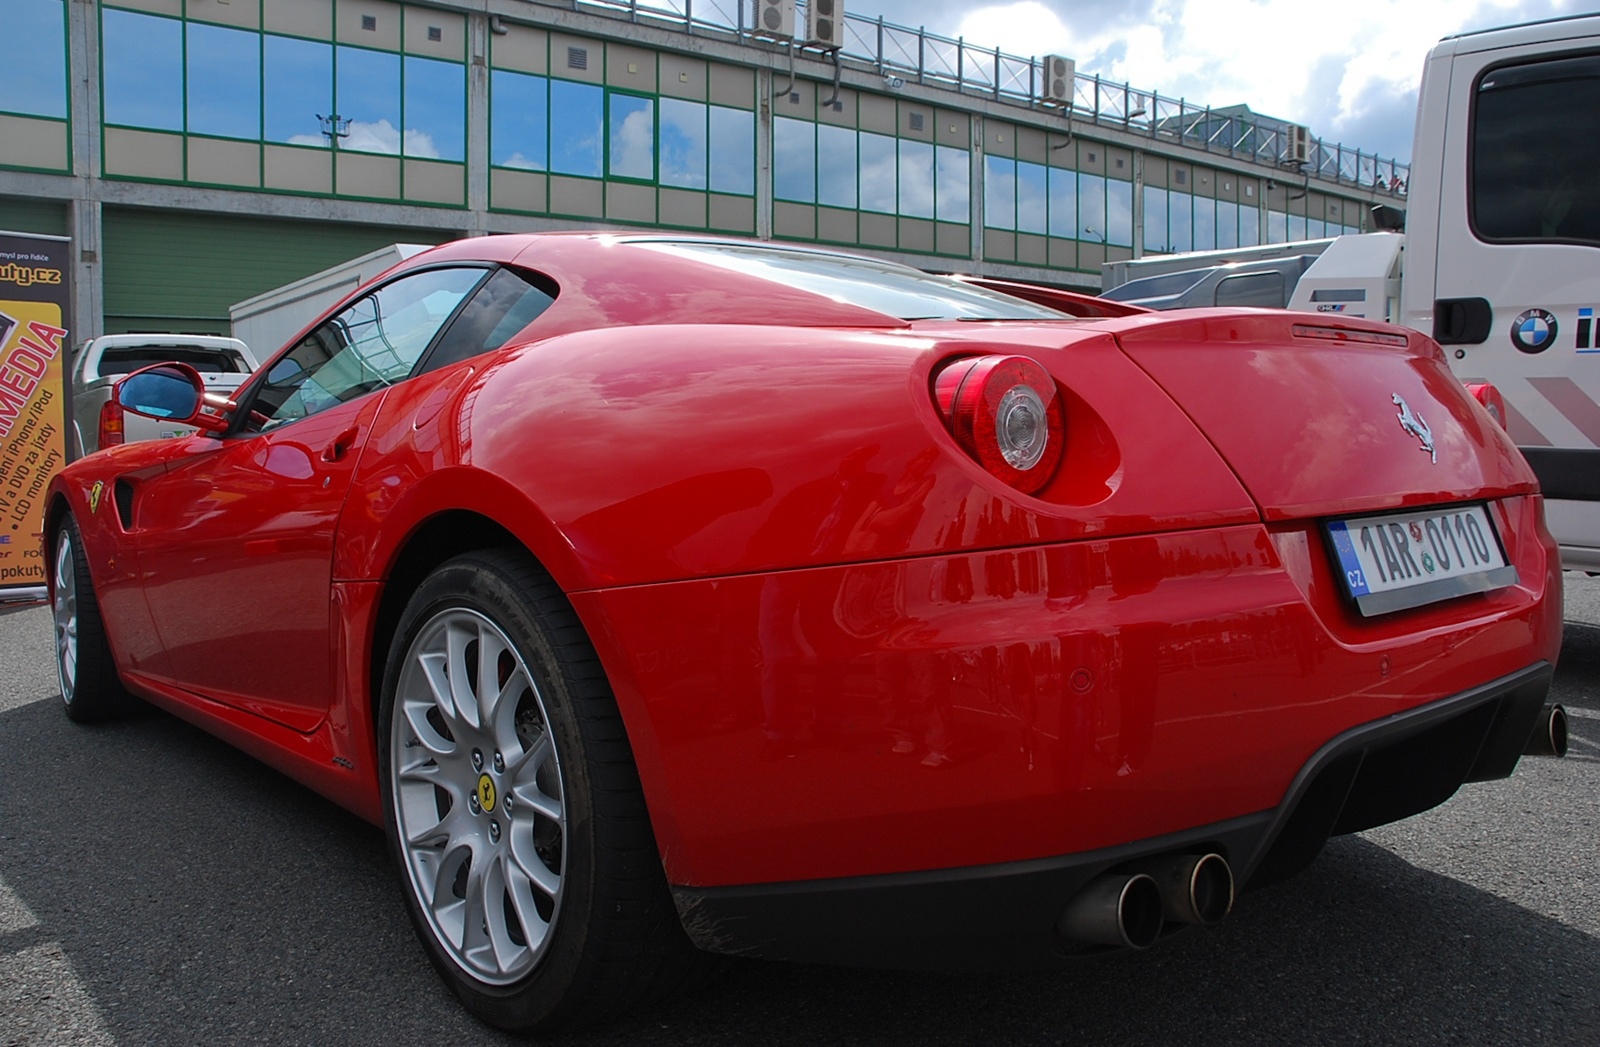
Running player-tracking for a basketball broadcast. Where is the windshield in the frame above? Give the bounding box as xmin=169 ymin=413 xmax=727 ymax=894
xmin=636 ymin=241 xmax=1070 ymax=321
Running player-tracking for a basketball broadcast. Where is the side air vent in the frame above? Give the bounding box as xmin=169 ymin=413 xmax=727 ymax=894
xmin=113 ymin=479 xmax=135 ymax=530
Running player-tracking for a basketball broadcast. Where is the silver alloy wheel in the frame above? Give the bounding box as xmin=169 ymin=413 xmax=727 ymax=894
xmin=52 ymin=529 xmax=78 ymax=703
xmin=390 ymin=607 xmax=567 ymax=985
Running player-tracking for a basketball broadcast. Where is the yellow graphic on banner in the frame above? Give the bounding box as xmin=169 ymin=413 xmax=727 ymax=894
xmin=0 ymin=301 xmax=68 ymax=588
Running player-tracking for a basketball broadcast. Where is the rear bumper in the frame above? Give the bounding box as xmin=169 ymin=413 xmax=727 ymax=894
xmin=670 ymin=661 xmax=1553 ymax=969
xmin=577 ymin=500 xmax=1558 ymax=889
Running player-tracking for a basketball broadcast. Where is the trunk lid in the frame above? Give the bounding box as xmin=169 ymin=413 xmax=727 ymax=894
xmin=1110 ymin=310 xmax=1537 ymax=521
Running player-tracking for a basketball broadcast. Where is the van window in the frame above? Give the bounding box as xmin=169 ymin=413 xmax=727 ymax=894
xmin=1214 ymin=272 xmax=1284 ymax=308
xmin=1473 ymin=53 xmax=1600 ymax=244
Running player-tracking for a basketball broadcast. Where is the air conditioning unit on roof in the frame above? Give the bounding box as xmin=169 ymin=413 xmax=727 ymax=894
xmin=757 ymin=0 xmax=796 ymax=39
xmin=808 ymin=0 xmax=845 ymax=48
xmin=1042 ymin=55 xmax=1075 ymax=106
xmin=1287 ymin=123 xmax=1311 ymax=165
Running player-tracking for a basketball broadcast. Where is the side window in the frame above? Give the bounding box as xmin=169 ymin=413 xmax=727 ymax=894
xmin=249 ymin=268 xmax=487 ymax=429
xmin=1473 ymin=54 xmax=1600 ymax=243
xmin=1213 ymin=272 xmax=1285 ymax=308
xmin=420 ymin=267 xmax=559 ymax=374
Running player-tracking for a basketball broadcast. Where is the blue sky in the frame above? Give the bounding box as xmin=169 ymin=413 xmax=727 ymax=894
xmin=841 ymin=0 xmax=1584 ymax=163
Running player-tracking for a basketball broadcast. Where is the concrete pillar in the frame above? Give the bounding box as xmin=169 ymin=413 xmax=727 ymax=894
xmin=756 ymin=68 xmax=773 ymax=240
xmin=1131 ymin=150 xmax=1144 ymax=259
xmin=969 ymin=115 xmax=984 ymax=274
xmin=68 ymin=0 xmax=103 ymax=338
xmin=68 ymin=198 xmax=102 ymax=342
xmin=465 ymin=11 xmax=491 ymax=232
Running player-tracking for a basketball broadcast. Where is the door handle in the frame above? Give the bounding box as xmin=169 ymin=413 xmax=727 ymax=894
xmin=1433 ymin=297 xmax=1492 ymax=345
xmin=321 ymin=426 xmax=359 ymax=462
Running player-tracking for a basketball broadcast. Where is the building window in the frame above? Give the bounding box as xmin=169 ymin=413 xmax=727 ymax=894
xmin=1193 ymin=197 xmax=1217 ymax=251
xmin=769 ymin=91 xmax=968 ymax=239
xmin=818 ymin=123 xmax=858 ymax=208
xmin=1240 ymin=206 xmax=1261 ymax=246
xmin=774 ymin=116 xmax=816 ymax=203
xmin=490 ymin=70 xmax=548 ymax=170
xmin=1143 ymin=185 xmax=1168 ymax=253
xmin=1048 ymin=168 xmax=1078 ymax=239
xmin=187 ymin=22 xmax=261 ymax=140
xmin=984 ymin=155 xmax=1015 ymax=230
xmin=897 ymin=139 xmax=936 ymax=219
xmin=707 ymin=105 xmax=754 ymax=196
xmin=1 ymin=0 xmax=68 ymax=121
xmin=265 ymin=35 xmax=333 ymax=147
xmin=608 ymin=93 xmax=655 ymax=180
xmin=403 ymin=55 xmax=465 ymax=161
xmin=1079 ymin=173 xmax=1109 ymax=245
xmin=859 ymin=132 xmax=897 ymax=214
xmin=335 ymin=46 xmax=400 ymax=154
xmin=987 ymin=149 xmax=1125 ymax=255
xmin=935 ymin=145 xmax=969 ymax=224
xmin=549 ymin=79 xmax=603 ymax=177
xmin=102 ymin=7 xmax=183 ymax=132
xmin=659 ymin=97 xmax=707 ymax=189
xmin=1217 ymin=199 xmax=1240 ymax=250
xmin=1169 ymin=189 xmax=1193 ymax=251
xmin=1106 ymin=177 xmax=1133 ymax=247
xmin=1015 ymin=160 xmax=1047 ymax=235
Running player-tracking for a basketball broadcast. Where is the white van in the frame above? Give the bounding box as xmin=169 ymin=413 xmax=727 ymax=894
xmin=1406 ymin=15 xmax=1600 ymax=570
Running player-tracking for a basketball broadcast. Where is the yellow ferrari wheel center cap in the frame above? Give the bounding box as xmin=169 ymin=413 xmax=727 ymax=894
xmin=477 ymin=774 xmax=497 ymax=813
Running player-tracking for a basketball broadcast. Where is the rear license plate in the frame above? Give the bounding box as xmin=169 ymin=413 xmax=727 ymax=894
xmin=1325 ymin=504 xmax=1517 ymax=616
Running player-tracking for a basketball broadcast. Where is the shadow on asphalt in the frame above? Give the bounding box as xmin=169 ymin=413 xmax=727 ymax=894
xmin=1559 ymin=621 xmax=1600 ymax=715
xmin=2 ymin=685 xmax=1596 ymax=1047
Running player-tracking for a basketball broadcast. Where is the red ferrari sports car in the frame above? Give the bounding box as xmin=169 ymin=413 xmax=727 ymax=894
xmin=45 ymin=233 xmax=1564 ymax=1031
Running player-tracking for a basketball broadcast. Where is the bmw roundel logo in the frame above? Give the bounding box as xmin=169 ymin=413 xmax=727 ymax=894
xmin=1510 ymin=308 xmax=1559 ymax=354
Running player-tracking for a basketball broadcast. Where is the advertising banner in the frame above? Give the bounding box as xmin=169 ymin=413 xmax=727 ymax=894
xmin=0 ymin=230 xmax=72 ymax=593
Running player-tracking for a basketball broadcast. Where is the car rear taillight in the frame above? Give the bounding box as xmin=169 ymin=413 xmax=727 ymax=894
xmin=98 ymin=399 xmax=125 ymax=447
xmin=1465 ymin=381 xmax=1508 ymax=430
xmin=933 ymin=355 xmax=1064 ymax=494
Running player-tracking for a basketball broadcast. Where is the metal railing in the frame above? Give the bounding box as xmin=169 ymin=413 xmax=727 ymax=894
xmin=541 ymin=0 xmax=1409 ymax=195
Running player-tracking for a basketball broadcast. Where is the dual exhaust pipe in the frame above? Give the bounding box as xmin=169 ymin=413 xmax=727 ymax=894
xmin=1524 ymin=703 xmax=1568 ymax=758
xmin=1057 ymin=852 xmax=1234 ymax=951
xmin=1060 ymin=703 xmax=1569 ymax=951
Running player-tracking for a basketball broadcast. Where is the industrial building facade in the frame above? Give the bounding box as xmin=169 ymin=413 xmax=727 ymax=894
xmin=0 ymin=0 xmax=1404 ymax=341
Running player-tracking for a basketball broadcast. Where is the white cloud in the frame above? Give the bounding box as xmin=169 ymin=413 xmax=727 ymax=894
xmin=403 ymin=127 xmax=441 ymax=159
xmin=614 ymin=107 xmax=655 ymax=178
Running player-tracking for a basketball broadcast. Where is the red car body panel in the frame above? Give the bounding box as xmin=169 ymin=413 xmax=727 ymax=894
xmin=577 ymin=494 xmax=1556 ymax=887
xmin=45 ymin=233 xmax=1560 ymax=913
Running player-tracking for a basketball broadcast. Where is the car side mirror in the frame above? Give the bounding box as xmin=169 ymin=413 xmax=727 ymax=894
xmin=115 ymin=362 xmax=231 ymax=433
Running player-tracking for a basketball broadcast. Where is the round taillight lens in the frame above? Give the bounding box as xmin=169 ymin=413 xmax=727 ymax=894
xmin=1465 ymin=381 xmax=1508 ymax=430
xmin=934 ymin=355 xmax=1065 ymax=494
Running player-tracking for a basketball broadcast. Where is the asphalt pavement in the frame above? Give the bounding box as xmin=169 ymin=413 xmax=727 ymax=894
xmin=1 ymin=578 xmax=1595 ymax=1046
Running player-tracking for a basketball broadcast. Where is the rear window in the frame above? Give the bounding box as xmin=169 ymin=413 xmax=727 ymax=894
xmin=636 ymin=242 xmax=1069 ymax=321
xmin=98 ymin=346 xmax=247 ymax=376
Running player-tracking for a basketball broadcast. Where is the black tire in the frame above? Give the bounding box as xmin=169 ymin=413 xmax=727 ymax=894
xmin=377 ymin=548 xmax=701 ymax=1032
xmin=50 ymin=513 xmax=134 ymax=722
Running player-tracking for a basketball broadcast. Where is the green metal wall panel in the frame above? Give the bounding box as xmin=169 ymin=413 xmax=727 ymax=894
xmin=0 ymin=196 xmax=69 ymax=237
xmin=102 ymin=207 xmax=458 ymax=333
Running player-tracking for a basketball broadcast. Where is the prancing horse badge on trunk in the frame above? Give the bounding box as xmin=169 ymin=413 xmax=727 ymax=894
xmin=1392 ymin=393 xmax=1436 ymax=464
